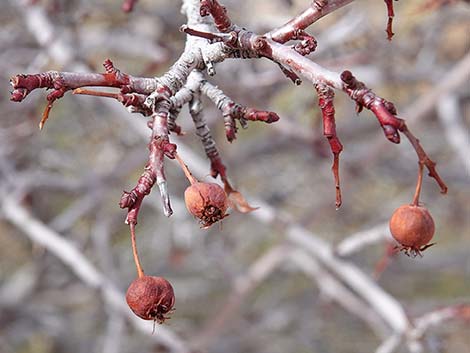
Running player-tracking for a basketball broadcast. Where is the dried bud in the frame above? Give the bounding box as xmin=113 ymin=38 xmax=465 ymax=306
xmin=389 ymin=204 xmax=435 ymax=256
xmin=126 ymin=276 xmax=175 ymax=323
xmin=119 ymin=190 xmax=135 ymax=209
xmin=184 ymin=182 xmax=228 ymax=227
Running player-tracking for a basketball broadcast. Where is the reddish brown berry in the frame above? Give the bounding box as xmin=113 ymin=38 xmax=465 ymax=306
xmin=389 ymin=204 xmax=435 ymax=256
xmin=184 ymin=182 xmax=228 ymax=228
xmin=126 ymin=276 xmax=175 ymax=323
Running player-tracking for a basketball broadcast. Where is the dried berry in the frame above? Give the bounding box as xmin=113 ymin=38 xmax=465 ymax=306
xmin=389 ymin=204 xmax=435 ymax=256
xmin=126 ymin=276 xmax=175 ymax=323
xmin=184 ymin=182 xmax=228 ymax=228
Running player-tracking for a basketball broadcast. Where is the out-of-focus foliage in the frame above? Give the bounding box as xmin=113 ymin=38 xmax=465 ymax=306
xmin=0 ymin=1 xmax=469 ymax=353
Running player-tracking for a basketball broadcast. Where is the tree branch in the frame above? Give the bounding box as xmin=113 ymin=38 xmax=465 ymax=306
xmin=267 ymin=0 xmax=355 ymax=43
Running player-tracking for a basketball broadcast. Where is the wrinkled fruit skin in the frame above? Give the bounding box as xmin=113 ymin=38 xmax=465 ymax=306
xmin=389 ymin=204 xmax=435 ymax=256
xmin=184 ymin=182 xmax=228 ymax=227
xmin=126 ymin=276 xmax=175 ymax=323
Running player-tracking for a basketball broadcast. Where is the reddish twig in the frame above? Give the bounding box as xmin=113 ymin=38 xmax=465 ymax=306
xmin=267 ymin=0 xmax=354 ymax=43
xmin=148 ymin=86 xmax=177 ymax=217
xmin=73 ymin=88 xmax=152 ymax=116
xmin=180 ymin=24 xmax=235 ymax=44
xmin=340 ymin=70 xmax=402 ymax=142
xmin=315 ymin=83 xmax=343 ymax=209
xmin=10 ymin=59 xmax=160 ymax=128
xmin=119 ymin=165 xmax=156 ymax=224
xmin=199 ymin=0 xmax=234 ymax=33
xmin=340 ymin=70 xmax=448 ymax=194
xmin=119 ymin=132 xmax=177 ymax=225
xmin=277 ymin=63 xmax=302 ymax=85
xmin=10 ymin=63 xmax=134 ymax=101
xmin=39 ymin=86 xmax=66 ymax=129
xmin=384 ymin=0 xmax=396 ymax=40
xmin=401 ymin=126 xmax=448 ymax=194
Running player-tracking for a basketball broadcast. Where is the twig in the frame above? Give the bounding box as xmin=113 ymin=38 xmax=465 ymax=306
xmin=384 ymin=0 xmax=396 ymax=40
xmin=200 ymin=78 xmax=279 ymax=142
xmin=369 ymin=52 xmax=470 ymax=159
xmin=267 ymin=0 xmax=355 ymax=43
xmin=315 ymin=83 xmax=343 ymax=208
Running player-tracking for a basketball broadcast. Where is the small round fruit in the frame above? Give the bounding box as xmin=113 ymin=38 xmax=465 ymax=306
xmin=184 ymin=182 xmax=228 ymax=227
xmin=126 ymin=276 xmax=175 ymax=323
xmin=389 ymin=204 xmax=435 ymax=256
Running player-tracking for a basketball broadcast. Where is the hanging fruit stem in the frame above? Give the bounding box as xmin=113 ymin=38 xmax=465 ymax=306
xmin=412 ymin=162 xmax=424 ymax=207
xmin=130 ymin=222 xmax=144 ymax=278
xmin=175 ymin=153 xmax=197 ymax=185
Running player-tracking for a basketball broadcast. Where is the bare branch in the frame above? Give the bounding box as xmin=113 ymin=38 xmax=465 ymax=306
xmin=200 ymin=78 xmax=279 ymax=142
xmin=267 ymin=0 xmax=355 ymax=43
xmin=315 ymin=83 xmax=343 ymax=208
